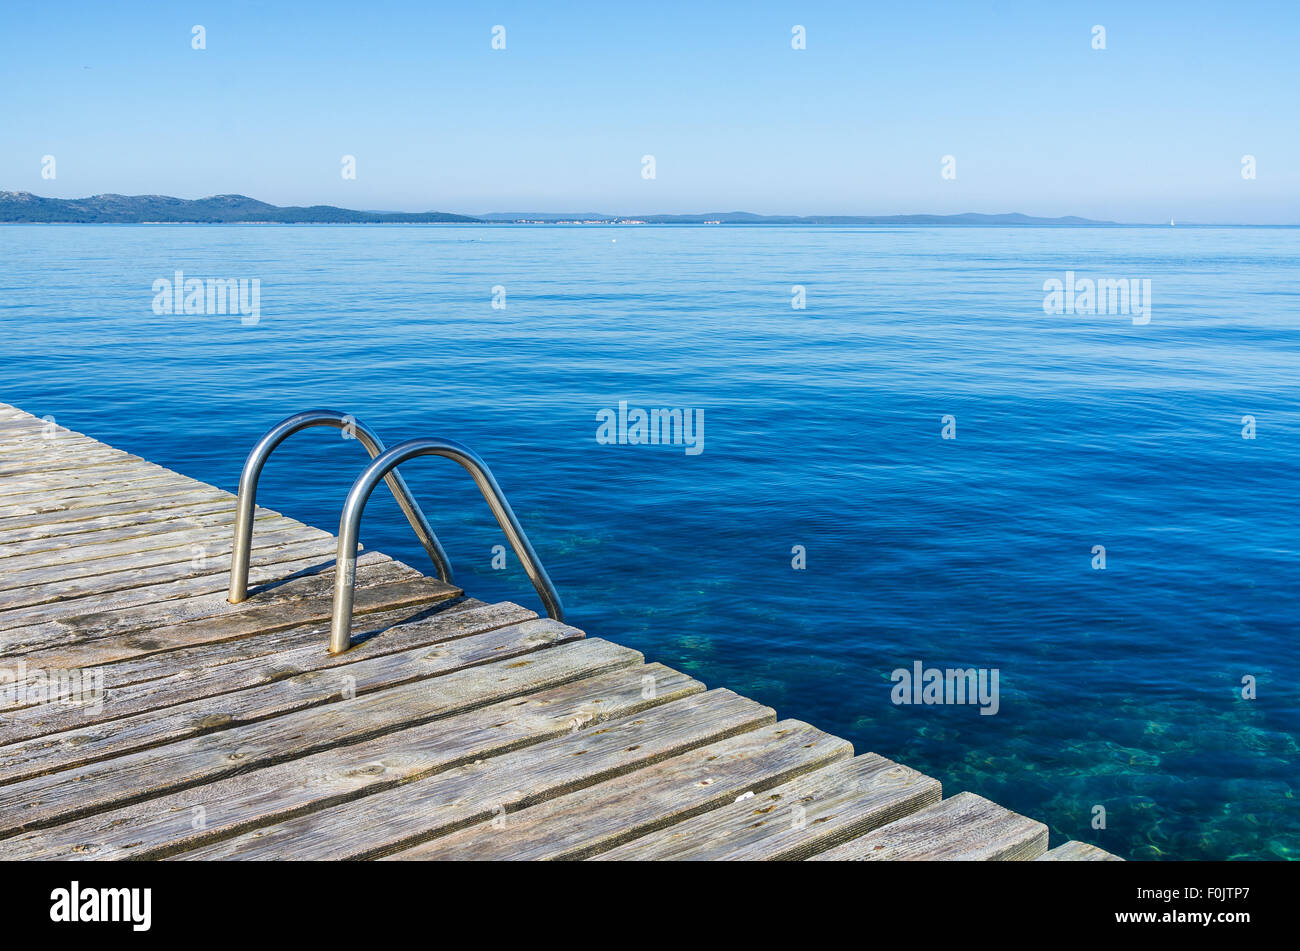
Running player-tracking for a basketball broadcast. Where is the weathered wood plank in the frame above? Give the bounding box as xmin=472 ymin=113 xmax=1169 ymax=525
xmin=0 ymin=438 xmax=142 ymax=459
xmin=0 ymin=463 xmax=212 ymax=500
xmin=5 ymin=586 xmax=476 ymax=695
xmin=1 ymin=663 xmax=701 ymax=860
xmin=1035 ymin=840 xmax=1123 ymax=861
xmin=0 ymin=509 xmax=266 ymax=561
xmin=0 ymin=516 xmax=324 ymax=585
xmin=810 ymin=792 xmax=1048 ymax=861
xmin=0 ymin=604 xmax=550 ymax=766
xmin=0 ymin=580 xmax=470 ymax=711
xmin=0 ymin=484 xmax=217 ymax=525
xmin=11 ymin=577 xmax=457 ymax=673
xmin=595 ymin=753 xmax=942 ymax=861
xmin=0 ymin=612 xmax=562 ymax=782
xmin=0 ymin=513 xmax=300 ymax=575
xmin=0 ymin=545 xmax=353 ymax=633
xmin=0 ymin=506 xmax=270 ymax=557
xmin=0 ymin=449 xmax=139 ymax=477
xmin=0 ymin=471 xmax=203 ymax=506
xmin=0 ymin=425 xmax=97 ymax=447
xmin=0 ymin=535 xmax=339 ymax=615
xmin=0 ymin=485 xmax=232 ymax=523
xmin=0 ymin=462 xmax=196 ymax=499
xmin=0 ymin=420 xmax=125 ymax=443
xmin=0 ymin=637 xmax=641 ymax=837
xmin=0 ymin=550 xmax=398 ymax=655
xmin=0 ymin=431 xmax=153 ymax=459
xmin=0 ymin=486 xmax=236 ymax=528
xmin=176 ymin=687 xmax=774 ymax=860
xmin=0 ymin=443 xmax=136 ymax=467
xmin=0 ymin=437 xmax=145 ymax=458
xmin=389 ymin=719 xmax=851 ymax=861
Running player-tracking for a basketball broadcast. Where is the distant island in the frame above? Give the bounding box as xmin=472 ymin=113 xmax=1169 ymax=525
xmin=0 ymin=192 xmax=479 ymax=224
xmin=0 ymin=191 xmax=1122 ymax=226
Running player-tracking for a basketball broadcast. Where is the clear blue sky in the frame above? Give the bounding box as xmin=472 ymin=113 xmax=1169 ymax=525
xmin=2 ymin=1 xmax=1297 ymax=222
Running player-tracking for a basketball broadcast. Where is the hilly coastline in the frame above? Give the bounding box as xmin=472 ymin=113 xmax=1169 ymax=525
xmin=0 ymin=192 xmax=480 ymax=224
xmin=0 ymin=191 xmax=1117 ymax=226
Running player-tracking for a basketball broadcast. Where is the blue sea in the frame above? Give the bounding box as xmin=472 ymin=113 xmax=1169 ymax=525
xmin=1 ymin=223 xmax=1296 ymax=861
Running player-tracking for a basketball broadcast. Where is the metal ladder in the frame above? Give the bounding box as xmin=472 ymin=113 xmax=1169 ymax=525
xmin=228 ymin=411 xmax=564 ymax=654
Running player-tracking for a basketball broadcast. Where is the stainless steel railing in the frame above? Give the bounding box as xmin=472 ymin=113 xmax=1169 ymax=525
xmin=227 ymin=410 xmax=453 ymax=604
xmin=328 ymin=436 xmax=563 ymax=653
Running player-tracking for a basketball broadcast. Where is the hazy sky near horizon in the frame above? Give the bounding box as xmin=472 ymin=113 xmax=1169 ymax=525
xmin=2 ymin=1 xmax=1297 ymax=223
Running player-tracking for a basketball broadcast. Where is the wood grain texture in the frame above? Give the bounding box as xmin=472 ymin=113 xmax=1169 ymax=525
xmin=0 ymin=637 xmax=642 ymax=837
xmin=1036 ymin=840 xmax=1123 ymax=861
xmin=175 ymin=687 xmax=774 ymax=860
xmin=0 ymin=610 xmax=563 ymax=779
xmin=0 ymin=495 xmax=246 ymax=544
xmin=0 ymin=450 xmax=141 ymax=478
xmin=3 ymin=663 xmax=701 ymax=860
xmin=595 ymin=753 xmax=941 ymax=861
xmin=0 ymin=605 xmax=543 ymax=763
xmin=0 ymin=520 xmax=325 ymax=591
xmin=810 ymin=792 xmax=1048 ymax=861
xmin=0 ymin=435 xmax=136 ymax=458
xmin=0 ymin=464 xmax=200 ymax=500
xmin=388 ymin=719 xmax=851 ymax=861
xmin=0 ymin=504 xmax=269 ymax=556
xmin=7 ymin=570 xmax=456 ymax=670
xmin=0 ymin=540 xmax=346 ymax=628
xmin=0 ymin=487 xmax=238 ymax=530
xmin=0 ymin=550 xmax=398 ymax=656
xmin=0 ymin=472 xmax=207 ymax=508
xmin=0 ymin=501 xmax=263 ymax=556
xmin=0 ymin=511 xmax=327 ymax=579
xmin=0 ymin=534 xmax=339 ymax=613
xmin=0 ymin=485 xmax=232 ymax=522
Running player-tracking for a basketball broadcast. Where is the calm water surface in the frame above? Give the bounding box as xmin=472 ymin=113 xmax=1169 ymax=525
xmin=1 ymin=224 xmax=1296 ymax=860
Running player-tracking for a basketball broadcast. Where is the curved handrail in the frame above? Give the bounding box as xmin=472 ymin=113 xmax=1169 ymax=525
xmin=329 ymin=436 xmax=563 ymax=653
xmin=228 ymin=410 xmax=453 ymax=603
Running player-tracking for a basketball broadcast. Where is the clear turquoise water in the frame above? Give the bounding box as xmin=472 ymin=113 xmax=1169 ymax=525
xmin=1 ymin=224 xmax=1296 ymax=860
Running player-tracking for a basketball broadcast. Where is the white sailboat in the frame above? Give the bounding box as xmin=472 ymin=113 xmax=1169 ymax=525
xmin=1170 ymin=217 xmax=1175 ymax=227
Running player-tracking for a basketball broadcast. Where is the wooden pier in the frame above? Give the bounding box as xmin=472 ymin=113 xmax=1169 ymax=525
xmin=0 ymin=402 xmax=1119 ymax=861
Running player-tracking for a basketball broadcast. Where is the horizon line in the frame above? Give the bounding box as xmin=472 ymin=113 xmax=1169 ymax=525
xmin=2 ymin=190 xmax=1296 ymax=228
